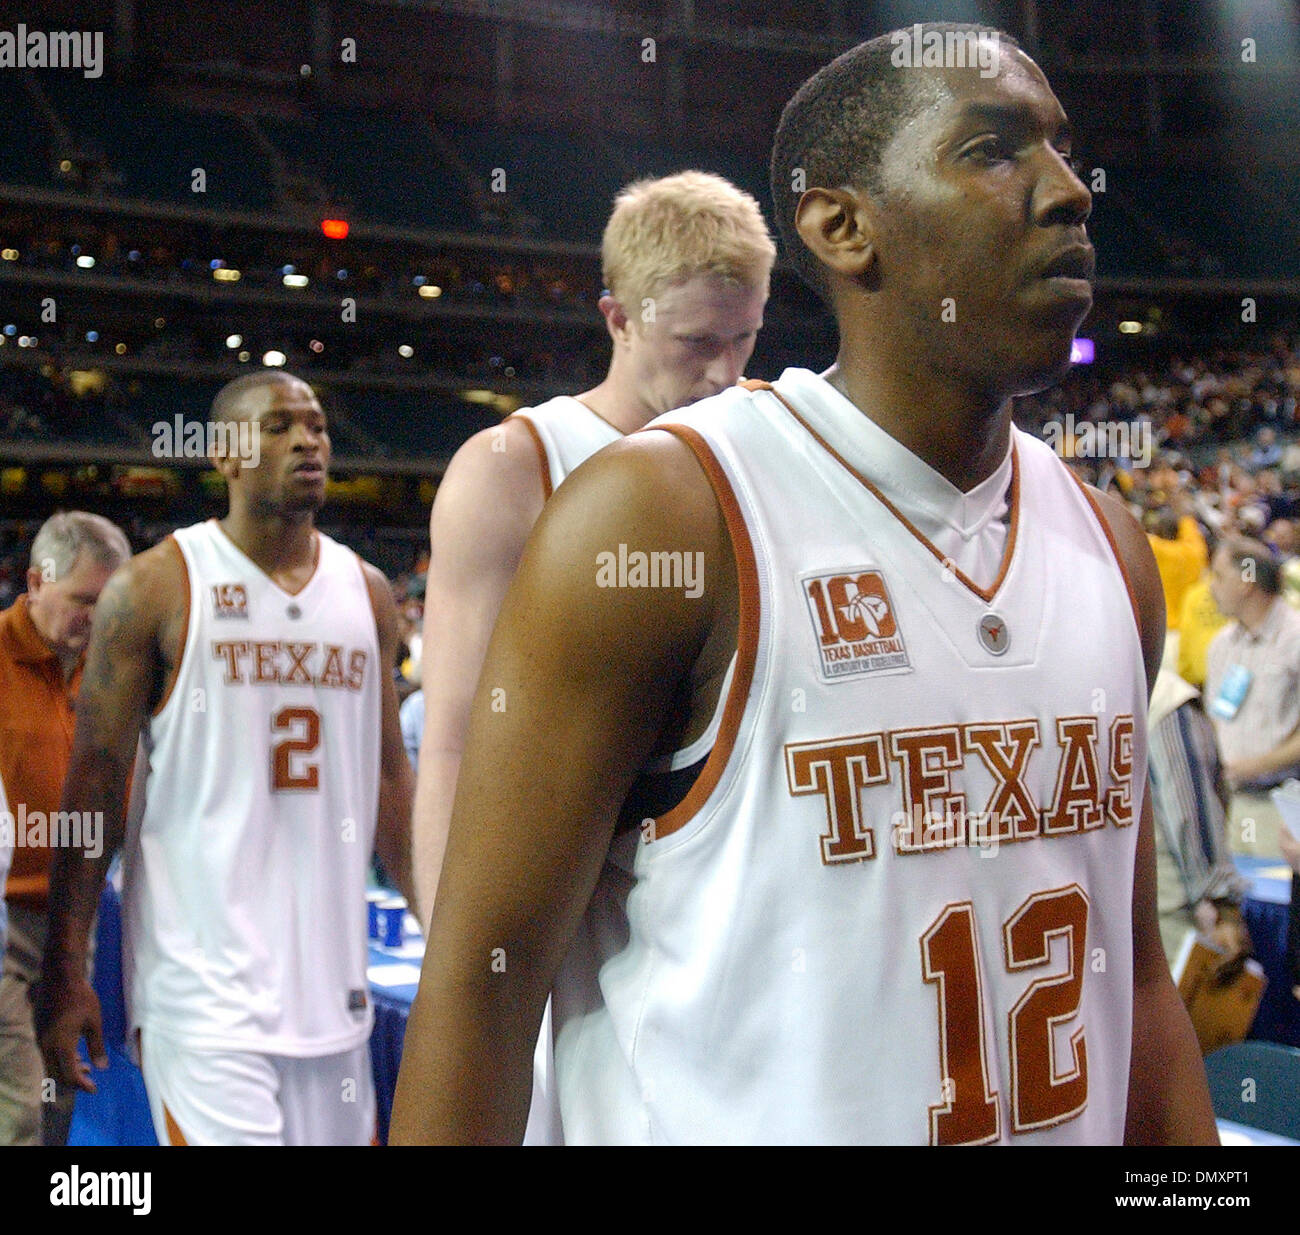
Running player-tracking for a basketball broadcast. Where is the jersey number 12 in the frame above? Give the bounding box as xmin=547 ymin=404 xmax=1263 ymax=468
xmin=920 ymin=884 xmax=1089 ymax=1144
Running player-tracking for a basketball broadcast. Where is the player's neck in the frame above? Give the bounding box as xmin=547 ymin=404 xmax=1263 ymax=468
xmin=219 ymin=510 xmax=318 ymax=577
xmin=576 ymin=372 xmax=660 ymax=435
xmin=824 ymin=351 xmax=1012 ymax=493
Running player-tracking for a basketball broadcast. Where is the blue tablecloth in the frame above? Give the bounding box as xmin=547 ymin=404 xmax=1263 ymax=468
xmin=367 ymin=940 xmax=420 ymax=1144
xmin=70 ymin=882 xmax=423 ymax=1146
xmin=1236 ymin=856 xmax=1300 ymax=1049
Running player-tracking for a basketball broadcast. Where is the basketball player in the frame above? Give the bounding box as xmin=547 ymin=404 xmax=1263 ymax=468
xmin=391 ymin=25 xmax=1217 ymax=1144
xmin=412 ymin=171 xmax=774 ymax=918
xmin=37 ymin=372 xmax=416 ymax=1145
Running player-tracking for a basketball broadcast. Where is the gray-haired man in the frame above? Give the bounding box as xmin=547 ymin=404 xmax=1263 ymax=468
xmin=0 ymin=510 xmax=130 ymax=1145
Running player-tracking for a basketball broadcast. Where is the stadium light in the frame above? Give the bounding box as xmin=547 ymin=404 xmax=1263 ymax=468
xmin=418 ymin=285 xmax=442 ymax=299
xmin=75 ymin=255 xmax=94 ymax=269
xmin=226 ymin=334 xmax=242 ymax=349
xmin=213 ymin=268 xmax=241 ymax=283
xmin=283 ymin=274 xmax=310 ymax=288
xmin=263 ymin=351 xmax=287 ymax=367
xmin=1118 ymin=321 xmax=1142 ymax=334
xmin=321 ymin=219 xmax=349 ymax=240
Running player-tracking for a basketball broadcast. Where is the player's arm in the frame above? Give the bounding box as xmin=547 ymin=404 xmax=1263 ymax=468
xmin=1223 ymin=717 xmax=1300 ymax=788
xmin=390 ymin=431 xmax=728 ymax=1144
xmin=362 ymin=561 xmax=419 ymax=922
xmin=1091 ymin=487 xmax=1219 ymax=1145
xmin=35 ymin=546 xmax=171 ymax=1094
xmin=411 ymin=419 xmax=546 ymax=926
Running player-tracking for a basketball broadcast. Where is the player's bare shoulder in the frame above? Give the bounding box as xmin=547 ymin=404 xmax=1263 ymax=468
xmin=431 ymin=418 xmax=548 ymax=553
xmin=518 ymin=426 xmax=735 ymax=655
xmin=80 ymin=534 xmax=188 ymax=723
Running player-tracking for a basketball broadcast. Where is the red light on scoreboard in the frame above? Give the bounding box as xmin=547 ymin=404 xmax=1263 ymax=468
xmin=321 ymin=219 xmax=349 ymax=240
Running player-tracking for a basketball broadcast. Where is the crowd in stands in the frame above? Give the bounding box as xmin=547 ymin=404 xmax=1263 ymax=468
xmin=0 ymin=215 xmax=597 ymax=313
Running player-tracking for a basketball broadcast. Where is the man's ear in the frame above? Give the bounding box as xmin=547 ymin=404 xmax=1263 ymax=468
xmin=598 ymin=294 xmax=634 ymax=346
xmin=208 ymin=430 xmax=241 ymax=482
xmin=794 ymin=187 xmax=877 ymax=286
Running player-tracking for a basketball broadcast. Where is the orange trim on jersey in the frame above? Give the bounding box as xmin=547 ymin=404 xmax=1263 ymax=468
xmin=152 ymin=536 xmax=191 ymax=718
xmin=649 ymin=423 xmax=760 ymax=840
xmin=764 ymin=388 xmax=1021 ymax=605
xmin=1067 ymin=472 xmax=1143 ymax=638
xmin=509 ymin=413 xmax=553 ymax=501
xmin=163 ymin=1104 xmax=189 ymax=1146
xmin=739 ymin=378 xmax=774 ymax=392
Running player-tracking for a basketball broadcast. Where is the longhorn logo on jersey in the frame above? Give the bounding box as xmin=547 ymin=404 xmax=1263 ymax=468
xmin=803 ymin=568 xmax=911 ymax=681
xmin=211 ymin=582 xmax=248 ymax=619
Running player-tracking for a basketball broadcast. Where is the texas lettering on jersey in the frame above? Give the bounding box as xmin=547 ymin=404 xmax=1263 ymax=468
xmin=786 ymin=713 xmax=1135 ymax=863
xmin=210 ymin=639 xmax=369 ymax=691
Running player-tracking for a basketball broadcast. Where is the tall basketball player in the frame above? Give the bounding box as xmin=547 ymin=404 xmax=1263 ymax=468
xmin=412 ymin=171 xmax=774 ymax=919
xmin=392 ymin=25 xmax=1218 ymax=1144
xmin=37 ymin=372 xmax=416 ymax=1145
xmin=413 ymin=172 xmax=772 ymax=1144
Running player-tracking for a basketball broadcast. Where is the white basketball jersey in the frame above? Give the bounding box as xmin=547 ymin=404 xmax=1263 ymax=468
xmin=123 ymin=520 xmax=382 ymax=1057
xmin=552 ymin=368 xmax=1149 ymax=1144
xmin=510 ymin=394 xmax=624 ymax=1146
xmin=511 ymin=396 xmax=622 ymax=496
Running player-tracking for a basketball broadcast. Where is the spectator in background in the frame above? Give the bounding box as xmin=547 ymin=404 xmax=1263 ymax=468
xmin=1145 ymin=497 xmax=1207 ymax=663
xmin=1177 ymin=527 xmax=1228 ymax=690
xmin=1264 ymin=518 xmax=1300 ymax=610
xmin=0 ymin=777 xmax=10 ymax=960
xmin=1278 ymin=827 xmax=1300 ymax=1002
xmin=1205 ymin=536 xmax=1300 ymax=858
xmin=1249 ymin=426 xmax=1283 ymax=472
xmin=0 ymin=511 xmax=131 ymax=1146
xmin=400 ymin=690 xmax=424 ymax=774
xmin=1147 ymin=665 xmax=1246 ymax=965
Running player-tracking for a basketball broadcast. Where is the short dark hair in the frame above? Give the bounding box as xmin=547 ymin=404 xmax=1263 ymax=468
xmin=211 ymin=371 xmax=310 ymax=423
xmin=769 ymin=22 xmax=1020 ymax=304
xmin=1222 ymin=535 xmax=1282 ymax=596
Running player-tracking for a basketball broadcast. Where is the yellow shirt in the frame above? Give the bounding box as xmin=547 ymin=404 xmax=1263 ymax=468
xmin=1177 ymin=576 xmax=1227 ymax=690
xmin=1149 ymin=516 xmax=1207 ymax=632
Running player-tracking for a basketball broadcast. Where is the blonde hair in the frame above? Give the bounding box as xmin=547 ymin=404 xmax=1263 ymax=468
xmin=601 ymin=171 xmax=775 ymax=312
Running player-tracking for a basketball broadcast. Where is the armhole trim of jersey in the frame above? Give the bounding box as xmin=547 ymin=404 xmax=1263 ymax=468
xmin=152 ymin=535 xmax=191 ymax=719
xmin=648 ymin=423 xmax=760 ymax=841
xmin=354 ymin=552 xmax=385 ymax=661
xmin=510 ymin=412 xmax=553 ymax=502
xmin=1068 ymin=472 xmax=1143 ymax=638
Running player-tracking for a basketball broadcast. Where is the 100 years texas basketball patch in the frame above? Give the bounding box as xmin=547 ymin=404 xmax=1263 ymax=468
xmin=802 ymin=568 xmax=912 ymax=681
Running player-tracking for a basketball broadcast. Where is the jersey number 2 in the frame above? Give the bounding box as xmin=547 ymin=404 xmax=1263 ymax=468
xmin=271 ymin=706 xmax=321 ymax=791
xmin=920 ymin=885 xmax=1089 ymax=1144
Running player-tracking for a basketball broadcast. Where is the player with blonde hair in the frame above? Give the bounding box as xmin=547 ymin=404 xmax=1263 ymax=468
xmin=412 ymin=172 xmax=773 ymax=915
xmin=410 ymin=170 xmax=771 ymax=1144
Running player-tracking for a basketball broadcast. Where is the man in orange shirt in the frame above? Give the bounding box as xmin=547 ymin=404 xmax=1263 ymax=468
xmin=0 ymin=511 xmax=129 ymax=1145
